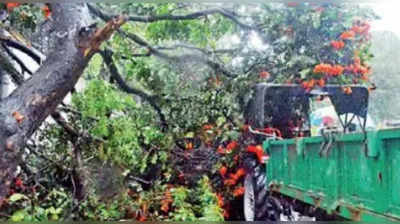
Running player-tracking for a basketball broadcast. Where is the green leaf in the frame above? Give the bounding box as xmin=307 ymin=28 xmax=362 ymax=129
xmin=312 ymin=13 xmax=321 ymax=29
xmin=9 ymin=193 xmax=28 ymax=202
xmin=300 ymin=68 xmax=311 ymax=79
xmin=151 ymin=153 xmax=158 ymax=164
xmin=216 ymin=117 xmax=226 ymax=127
xmin=10 ymin=210 xmax=28 ymax=222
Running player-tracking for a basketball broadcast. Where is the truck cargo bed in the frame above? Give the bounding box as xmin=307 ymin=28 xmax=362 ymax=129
xmin=264 ymin=128 xmax=400 ymax=221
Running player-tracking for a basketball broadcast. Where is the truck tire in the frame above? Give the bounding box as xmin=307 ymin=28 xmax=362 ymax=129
xmin=243 ymin=160 xmax=282 ymax=221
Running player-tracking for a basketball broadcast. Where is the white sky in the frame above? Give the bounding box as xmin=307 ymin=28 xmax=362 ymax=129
xmin=369 ymin=2 xmax=400 ymax=36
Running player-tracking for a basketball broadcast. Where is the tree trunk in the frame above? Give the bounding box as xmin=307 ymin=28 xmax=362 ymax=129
xmin=0 ymin=68 xmax=3 ymax=99
xmin=0 ymin=3 xmax=93 ymax=204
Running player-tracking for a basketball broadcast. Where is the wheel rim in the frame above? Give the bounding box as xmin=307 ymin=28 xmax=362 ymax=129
xmin=244 ymin=173 xmax=255 ymax=221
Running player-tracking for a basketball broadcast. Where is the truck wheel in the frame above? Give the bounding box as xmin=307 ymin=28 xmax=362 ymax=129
xmin=244 ymin=165 xmax=282 ymax=221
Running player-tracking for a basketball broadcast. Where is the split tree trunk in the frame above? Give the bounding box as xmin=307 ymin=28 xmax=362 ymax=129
xmin=0 ymin=3 xmax=94 ymax=203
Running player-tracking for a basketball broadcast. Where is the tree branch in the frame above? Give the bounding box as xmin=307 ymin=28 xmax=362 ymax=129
xmin=155 ymin=43 xmax=238 ymax=55
xmin=50 ymin=111 xmax=88 ymax=201
xmin=87 ymin=4 xmax=255 ymax=30
xmin=1 ymin=42 xmax=33 ymax=75
xmin=0 ymin=37 xmax=43 ymax=64
xmin=119 ymin=30 xmax=237 ymax=77
xmin=99 ymin=49 xmax=168 ymax=131
xmin=0 ymin=48 xmax=24 ymax=85
xmin=88 ymin=7 xmax=238 ymax=78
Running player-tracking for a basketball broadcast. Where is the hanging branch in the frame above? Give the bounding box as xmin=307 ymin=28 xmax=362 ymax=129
xmin=100 ymin=49 xmax=169 ymax=131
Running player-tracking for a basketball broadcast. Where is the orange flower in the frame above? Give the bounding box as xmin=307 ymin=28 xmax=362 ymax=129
xmin=235 ymin=168 xmax=246 ymax=180
xmin=15 ymin=178 xmax=23 ymax=188
xmin=185 ymin=142 xmax=193 ymax=150
xmin=226 ymin=141 xmax=238 ymax=153
xmin=42 ymin=5 xmax=51 ymax=19
xmin=223 ymin=209 xmax=230 ymax=218
xmin=301 ymin=80 xmax=317 ymax=92
xmin=161 ymin=203 xmax=169 ymax=213
xmin=313 ymin=63 xmax=332 ymax=74
xmin=219 ymin=166 xmax=227 ymax=177
xmin=315 ymin=64 xmax=344 ymax=76
xmin=351 ymin=22 xmax=370 ymax=35
xmin=346 ymin=61 xmax=370 ymax=75
xmin=224 ymin=178 xmax=237 ymax=186
xmin=330 ymin=65 xmax=344 ymax=76
xmin=259 ymin=71 xmax=270 ymax=79
xmin=233 ymin=187 xmax=245 ymax=197
xmin=359 ymin=66 xmax=370 ymax=75
xmin=309 ymin=79 xmax=316 ymax=87
xmin=234 ymin=155 xmax=240 ymax=163
xmin=228 ymin=168 xmax=246 ymax=182
xmin=361 ymin=74 xmax=369 ymax=81
xmin=331 ymin=40 xmax=345 ymax=50
xmin=161 ymin=190 xmax=173 ymax=213
xmin=317 ymin=78 xmax=326 ymax=87
xmin=216 ymin=193 xmax=224 ymax=207
xmin=340 ymin=30 xmax=356 ymax=40
xmin=342 ymin=86 xmax=352 ymax=95
xmin=301 ymin=81 xmax=312 ymax=92
xmin=354 ymin=56 xmax=361 ymax=65
xmin=138 ymin=215 xmax=147 ymax=221
xmin=247 ymin=145 xmax=267 ymax=163
xmin=202 ymin=124 xmax=213 ymax=130
xmin=241 ymin=124 xmax=250 ymax=132
xmin=217 ymin=145 xmax=226 ymax=154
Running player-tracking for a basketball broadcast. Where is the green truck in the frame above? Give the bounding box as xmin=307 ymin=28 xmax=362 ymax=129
xmin=243 ymin=83 xmax=400 ymax=222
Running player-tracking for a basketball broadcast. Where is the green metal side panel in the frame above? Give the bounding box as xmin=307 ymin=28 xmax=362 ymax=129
xmin=264 ymin=128 xmax=400 ymax=222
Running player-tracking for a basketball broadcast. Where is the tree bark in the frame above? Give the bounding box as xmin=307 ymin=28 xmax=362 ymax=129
xmin=0 ymin=3 xmax=94 ymax=204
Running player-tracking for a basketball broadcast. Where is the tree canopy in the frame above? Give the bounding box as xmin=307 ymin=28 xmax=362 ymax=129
xmin=0 ymin=2 xmax=389 ymax=221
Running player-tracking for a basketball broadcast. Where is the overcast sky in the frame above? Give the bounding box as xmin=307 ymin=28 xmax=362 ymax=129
xmin=369 ymin=2 xmax=400 ymax=36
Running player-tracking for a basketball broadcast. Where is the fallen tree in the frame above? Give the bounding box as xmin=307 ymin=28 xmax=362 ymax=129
xmin=0 ymin=3 xmax=125 ymax=204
